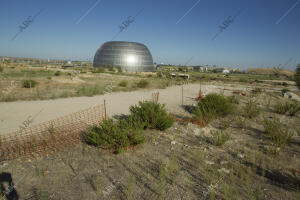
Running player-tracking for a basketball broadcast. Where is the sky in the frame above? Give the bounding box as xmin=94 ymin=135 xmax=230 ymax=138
xmin=0 ymin=0 xmax=299 ymax=70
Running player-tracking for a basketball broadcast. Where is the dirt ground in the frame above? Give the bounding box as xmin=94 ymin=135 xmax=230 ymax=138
xmin=0 ymin=81 xmax=299 ymax=200
xmin=0 ymin=82 xmax=295 ymax=134
xmin=0 ymin=120 xmax=299 ymax=199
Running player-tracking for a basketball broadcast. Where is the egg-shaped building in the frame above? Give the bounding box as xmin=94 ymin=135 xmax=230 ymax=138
xmin=93 ymin=41 xmax=154 ymax=72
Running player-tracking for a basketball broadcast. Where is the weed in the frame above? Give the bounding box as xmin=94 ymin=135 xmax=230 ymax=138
xmin=90 ymin=175 xmax=101 ymax=191
xmin=252 ymin=87 xmax=262 ymax=94
xmin=274 ymin=100 xmax=300 ymax=116
xmin=262 ymin=95 xmax=272 ymax=110
xmin=116 ymin=67 xmax=122 ymax=73
xmin=22 ymin=80 xmax=37 ymax=88
xmin=108 ymin=66 xmax=114 ymax=72
xmin=125 ymin=176 xmax=136 ymax=200
xmin=239 ymin=77 xmax=249 ymax=83
xmin=157 ymin=161 xmax=167 ymax=200
xmin=217 ymin=118 xmax=231 ymax=130
xmin=234 ymin=115 xmax=247 ymax=129
xmin=137 ymin=79 xmax=149 ymax=88
xmin=118 ymin=80 xmax=128 ymax=87
xmin=211 ymin=130 xmax=230 ymax=146
xmin=76 ymin=85 xmax=103 ymax=97
xmin=129 ymin=101 xmax=174 ymax=130
xmin=227 ymin=95 xmax=239 ymax=104
xmin=167 ymin=153 xmax=179 ymax=183
xmin=93 ymin=67 xmax=105 ymax=73
xmin=263 ymin=117 xmax=294 ymax=148
xmin=243 ymin=99 xmax=261 ymax=118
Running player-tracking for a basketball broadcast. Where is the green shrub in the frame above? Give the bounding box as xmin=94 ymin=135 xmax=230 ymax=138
xmin=211 ymin=130 xmax=231 ymax=146
xmin=86 ymin=118 xmax=146 ymax=153
xmin=194 ymin=93 xmax=235 ymax=123
xmin=243 ymin=99 xmax=261 ymax=118
xmin=118 ymin=80 xmax=128 ymax=87
xmin=54 ymin=71 xmax=61 ymax=76
xmin=295 ymin=64 xmax=300 ymax=90
xmin=22 ymin=80 xmax=37 ymax=88
xmin=117 ymin=67 xmax=122 ymax=73
xmin=137 ymin=79 xmax=149 ymax=88
xmin=108 ymin=66 xmax=114 ymax=72
xmin=239 ymin=77 xmax=249 ymax=83
xmin=76 ymin=85 xmax=103 ymax=96
xmin=129 ymin=101 xmax=174 ymax=131
xmin=263 ymin=118 xmax=294 ymax=148
xmin=157 ymin=71 xmax=163 ymax=78
xmin=93 ymin=67 xmax=105 ymax=73
xmin=282 ymin=82 xmax=288 ymax=87
xmin=0 ymin=66 xmax=3 ymax=73
xmin=274 ymin=101 xmax=300 ymax=116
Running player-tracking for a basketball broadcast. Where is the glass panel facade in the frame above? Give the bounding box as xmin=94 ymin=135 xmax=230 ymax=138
xmin=93 ymin=41 xmax=154 ymax=72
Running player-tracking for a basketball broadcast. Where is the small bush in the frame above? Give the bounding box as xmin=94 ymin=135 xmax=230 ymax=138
xmin=0 ymin=66 xmax=3 ymax=73
xmin=263 ymin=118 xmax=294 ymax=148
xmin=239 ymin=77 xmax=249 ymax=83
xmin=243 ymin=99 xmax=260 ymax=118
xmin=211 ymin=130 xmax=230 ymax=146
xmin=108 ymin=66 xmax=114 ymax=72
xmin=282 ymin=82 xmax=288 ymax=87
xmin=137 ymin=79 xmax=149 ymax=88
xmin=274 ymin=101 xmax=300 ymax=116
xmin=117 ymin=67 xmax=122 ymax=73
xmin=22 ymin=80 xmax=37 ymax=88
xmin=194 ymin=93 xmax=235 ymax=123
xmin=76 ymin=85 xmax=103 ymax=96
xmin=93 ymin=67 xmax=105 ymax=73
xmin=86 ymin=118 xmax=146 ymax=153
xmin=118 ymin=80 xmax=128 ymax=87
xmin=54 ymin=71 xmax=61 ymax=76
xmin=157 ymin=71 xmax=164 ymax=78
xmin=129 ymin=101 xmax=174 ymax=131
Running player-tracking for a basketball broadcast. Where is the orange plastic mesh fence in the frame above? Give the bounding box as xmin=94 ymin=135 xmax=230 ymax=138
xmin=0 ymin=104 xmax=105 ymax=161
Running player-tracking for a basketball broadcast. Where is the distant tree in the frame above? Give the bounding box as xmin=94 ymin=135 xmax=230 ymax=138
xmin=296 ymin=64 xmax=300 ymax=90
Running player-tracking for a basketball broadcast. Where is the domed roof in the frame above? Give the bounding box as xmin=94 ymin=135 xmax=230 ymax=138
xmin=93 ymin=41 xmax=154 ymax=72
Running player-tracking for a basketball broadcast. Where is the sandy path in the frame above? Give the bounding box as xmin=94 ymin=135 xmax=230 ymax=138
xmin=0 ymin=83 xmax=249 ymax=134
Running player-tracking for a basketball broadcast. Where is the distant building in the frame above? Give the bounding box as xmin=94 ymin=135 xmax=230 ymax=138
xmin=222 ymin=69 xmax=230 ymax=74
xmin=93 ymin=41 xmax=154 ymax=72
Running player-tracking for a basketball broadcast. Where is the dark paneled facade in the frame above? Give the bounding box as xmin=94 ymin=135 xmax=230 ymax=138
xmin=93 ymin=41 xmax=154 ymax=72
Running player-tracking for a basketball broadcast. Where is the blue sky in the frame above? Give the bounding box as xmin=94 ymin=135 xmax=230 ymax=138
xmin=0 ymin=0 xmax=299 ymax=70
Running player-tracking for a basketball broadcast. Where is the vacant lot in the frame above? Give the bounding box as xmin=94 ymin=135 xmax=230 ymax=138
xmin=0 ymin=64 xmax=299 ymax=200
